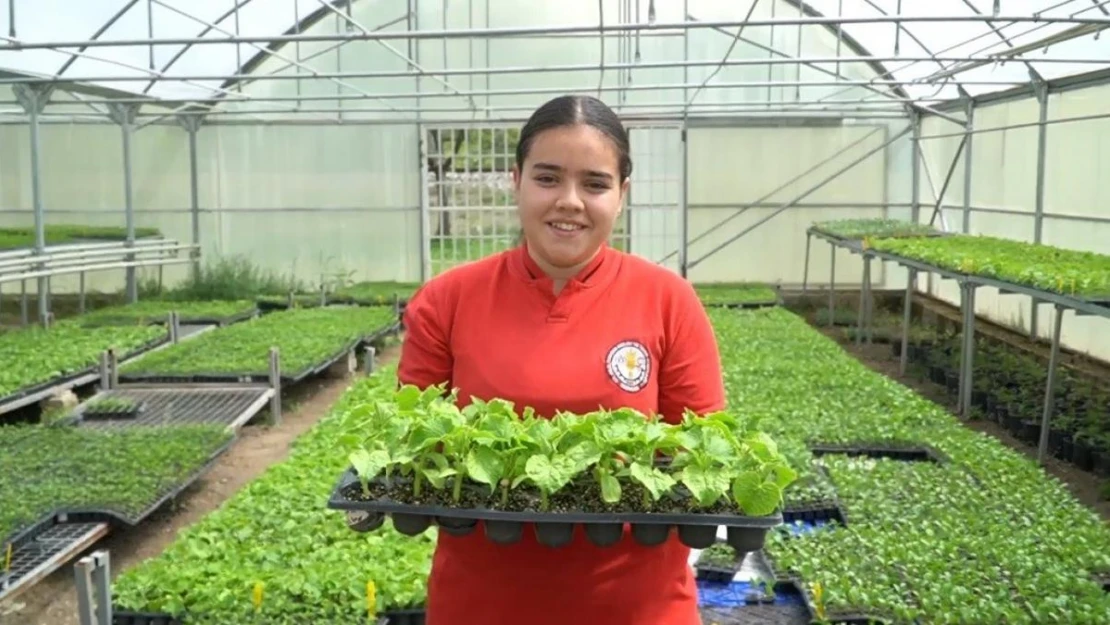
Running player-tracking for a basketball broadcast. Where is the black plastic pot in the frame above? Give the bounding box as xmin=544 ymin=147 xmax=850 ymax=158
xmin=1072 ymin=440 xmax=1096 ymax=472
xmin=1018 ymin=421 xmax=1041 ymax=445
xmin=1092 ymin=450 xmax=1110 ymax=478
xmin=945 ymin=372 xmax=960 ymax=396
xmin=929 ymin=366 xmax=947 ymax=385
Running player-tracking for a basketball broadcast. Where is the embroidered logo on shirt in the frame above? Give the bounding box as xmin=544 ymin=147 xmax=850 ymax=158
xmin=605 ymin=340 xmax=651 ymax=393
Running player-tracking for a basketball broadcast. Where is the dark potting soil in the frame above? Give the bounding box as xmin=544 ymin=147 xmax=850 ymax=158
xmin=343 ymin=474 xmax=738 ymax=516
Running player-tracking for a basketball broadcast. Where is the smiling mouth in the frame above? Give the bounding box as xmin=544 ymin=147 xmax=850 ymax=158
xmin=547 ymin=221 xmax=587 ymax=233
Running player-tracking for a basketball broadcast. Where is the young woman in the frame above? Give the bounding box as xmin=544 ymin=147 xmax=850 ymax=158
xmin=398 ymin=95 xmax=725 ymax=625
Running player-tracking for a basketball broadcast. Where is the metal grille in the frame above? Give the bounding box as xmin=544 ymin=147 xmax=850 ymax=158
xmin=0 ymin=521 xmax=109 ymax=602
xmin=425 ymin=125 xmax=521 ymax=277
xmin=76 ymin=387 xmax=271 ymax=431
xmin=626 ymin=123 xmax=684 ymax=273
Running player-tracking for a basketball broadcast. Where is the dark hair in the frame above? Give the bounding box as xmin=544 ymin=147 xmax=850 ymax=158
xmin=515 ymin=95 xmax=633 ymax=182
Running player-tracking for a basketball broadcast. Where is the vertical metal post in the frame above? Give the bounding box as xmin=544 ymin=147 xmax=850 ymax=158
xmin=109 ymin=349 xmax=119 ymax=390
xmin=79 ymin=272 xmax=87 ymax=314
xmin=855 ymin=255 xmax=869 ymax=346
xmin=179 ymin=114 xmax=203 ymax=279
xmin=1030 ymin=79 xmax=1049 ymax=341
xmin=679 ymin=120 xmax=689 ymax=278
xmin=962 ymin=97 xmax=974 ymax=233
xmin=827 ymin=243 xmax=836 ymax=327
xmin=269 ymin=347 xmax=282 ymax=425
xmin=13 ymin=83 xmax=53 ymax=323
xmin=20 ymin=280 xmax=28 ymax=326
xmin=910 ymin=111 xmax=921 ymax=224
xmin=958 ymin=282 xmax=977 ymax=418
xmin=169 ymin=311 xmax=180 ymax=344
xmin=108 ymin=102 xmax=141 ymax=304
xmin=74 ymin=550 xmax=111 ymax=625
xmin=899 ymin=268 xmax=916 ymax=376
xmin=802 ymin=233 xmax=812 ymax=294
xmin=364 ymin=346 xmax=377 ymax=374
xmin=1037 ymin=305 xmax=1064 ymax=463
xmin=864 ymin=256 xmax=874 ymax=344
xmin=100 ymin=351 xmax=110 ymax=390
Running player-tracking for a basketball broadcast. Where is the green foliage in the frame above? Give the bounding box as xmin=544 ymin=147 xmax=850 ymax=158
xmin=693 ymin=283 xmax=779 ymax=305
xmin=112 ymin=367 xmax=435 ymax=622
xmin=0 ymin=321 xmax=165 ymax=398
xmin=711 ymin=308 xmax=1110 ymax=622
xmin=871 ymin=234 xmax=1110 ymax=297
xmin=78 ymin=300 xmax=256 ymax=327
xmin=83 ymin=395 xmax=141 ymax=414
xmin=811 ymin=218 xmax=938 ymax=240
xmin=331 ymin=282 xmax=422 ymax=305
xmin=698 ymin=542 xmax=739 ymax=569
xmin=0 ymin=424 xmax=232 ymax=543
xmin=344 ymin=387 xmax=797 ymax=515
xmin=148 ymin=256 xmax=306 ymax=302
xmin=119 ymin=307 xmax=397 ymax=377
xmin=0 ymin=224 xmax=162 ymax=249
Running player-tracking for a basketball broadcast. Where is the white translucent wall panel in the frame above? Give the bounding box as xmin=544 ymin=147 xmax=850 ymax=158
xmin=685 ymin=123 xmax=888 ymax=285
xmin=625 ymin=124 xmax=682 ymax=271
xmin=0 ymin=120 xmax=421 ymax=294
xmin=916 ymin=86 xmax=1110 ymax=363
xmin=916 ymin=114 xmax=967 ymax=231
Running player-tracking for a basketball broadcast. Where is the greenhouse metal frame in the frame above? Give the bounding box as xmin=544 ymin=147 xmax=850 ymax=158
xmin=1 ymin=1 xmax=1109 ymax=355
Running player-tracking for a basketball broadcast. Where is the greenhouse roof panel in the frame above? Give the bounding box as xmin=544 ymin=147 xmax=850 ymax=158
xmin=0 ymin=0 xmax=1108 ymax=106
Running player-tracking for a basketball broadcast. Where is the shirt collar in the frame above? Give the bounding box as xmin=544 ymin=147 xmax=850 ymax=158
xmin=513 ymin=240 xmax=619 ymax=290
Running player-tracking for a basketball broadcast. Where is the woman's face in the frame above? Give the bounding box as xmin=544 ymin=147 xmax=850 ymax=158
xmin=512 ymin=123 xmax=629 ymax=278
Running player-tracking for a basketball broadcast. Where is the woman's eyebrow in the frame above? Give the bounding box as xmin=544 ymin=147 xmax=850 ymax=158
xmin=532 ymin=162 xmax=613 ymax=180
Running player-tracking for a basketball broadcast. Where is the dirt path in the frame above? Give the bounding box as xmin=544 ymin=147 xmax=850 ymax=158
xmin=817 ymin=327 xmax=1110 ymax=522
xmin=0 ymin=345 xmax=401 ymax=625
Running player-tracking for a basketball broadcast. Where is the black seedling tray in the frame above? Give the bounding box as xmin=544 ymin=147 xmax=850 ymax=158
xmin=810 ymin=443 xmax=948 ymax=464
xmin=694 ymin=561 xmax=738 ymax=583
xmin=1 ymin=437 xmax=233 ymax=548
xmin=81 ymin=401 xmax=147 ymax=421
xmin=0 ymin=335 xmax=169 ymax=412
xmin=119 ymin=340 xmax=361 ymax=385
xmin=782 ymin=500 xmax=848 ymax=526
xmin=383 ymin=608 xmax=426 ymax=625
xmin=328 ymin=468 xmax=781 ymax=552
xmin=112 ymin=611 xmax=184 ymax=625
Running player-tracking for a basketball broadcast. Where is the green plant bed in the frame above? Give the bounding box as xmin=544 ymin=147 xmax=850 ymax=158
xmin=78 ymin=300 xmax=257 ymax=327
xmin=0 ymin=321 xmax=166 ymax=402
xmin=0 ymin=225 xmax=162 ymax=250
xmin=112 ymin=367 xmax=435 ymax=622
xmin=811 ymin=218 xmax=939 ymax=241
xmin=711 ymin=308 xmax=1110 ymax=622
xmin=118 ymin=307 xmax=397 ymax=381
xmin=0 ymin=423 xmax=232 ymax=545
xmin=870 ymin=234 xmax=1110 ymax=298
xmin=693 ymin=282 xmax=779 ymax=306
xmin=332 ymin=281 xmax=421 ymax=305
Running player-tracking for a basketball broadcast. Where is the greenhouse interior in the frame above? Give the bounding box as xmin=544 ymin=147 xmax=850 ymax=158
xmin=1 ymin=0 xmax=1109 ymax=623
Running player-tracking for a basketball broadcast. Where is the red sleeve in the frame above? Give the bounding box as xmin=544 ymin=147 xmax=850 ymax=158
xmin=397 ymin=279 xmax=453 ymax=389
xmin=657 ymin=281 xmax=726 ymax=423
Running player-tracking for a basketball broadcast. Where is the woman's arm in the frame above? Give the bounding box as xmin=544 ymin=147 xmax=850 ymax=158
xmin=397 ymin=281 xmax=454 ymax=389
xmin=657 ymin=282 xmax=726 ymax=422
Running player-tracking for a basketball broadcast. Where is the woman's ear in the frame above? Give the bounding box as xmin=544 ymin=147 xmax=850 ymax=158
xmin=511 ymin=164 xmax=522 ymax=191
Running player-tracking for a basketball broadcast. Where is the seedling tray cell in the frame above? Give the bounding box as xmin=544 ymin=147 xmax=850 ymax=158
xmin=695 ymin=563 xmax=739 ymax=583
xmin=328 ymin=468 xmax=782 ymax=552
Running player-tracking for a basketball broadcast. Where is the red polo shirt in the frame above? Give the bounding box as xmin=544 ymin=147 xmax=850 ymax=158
xmin=398 ymin=243 xmax=725 ymax=625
